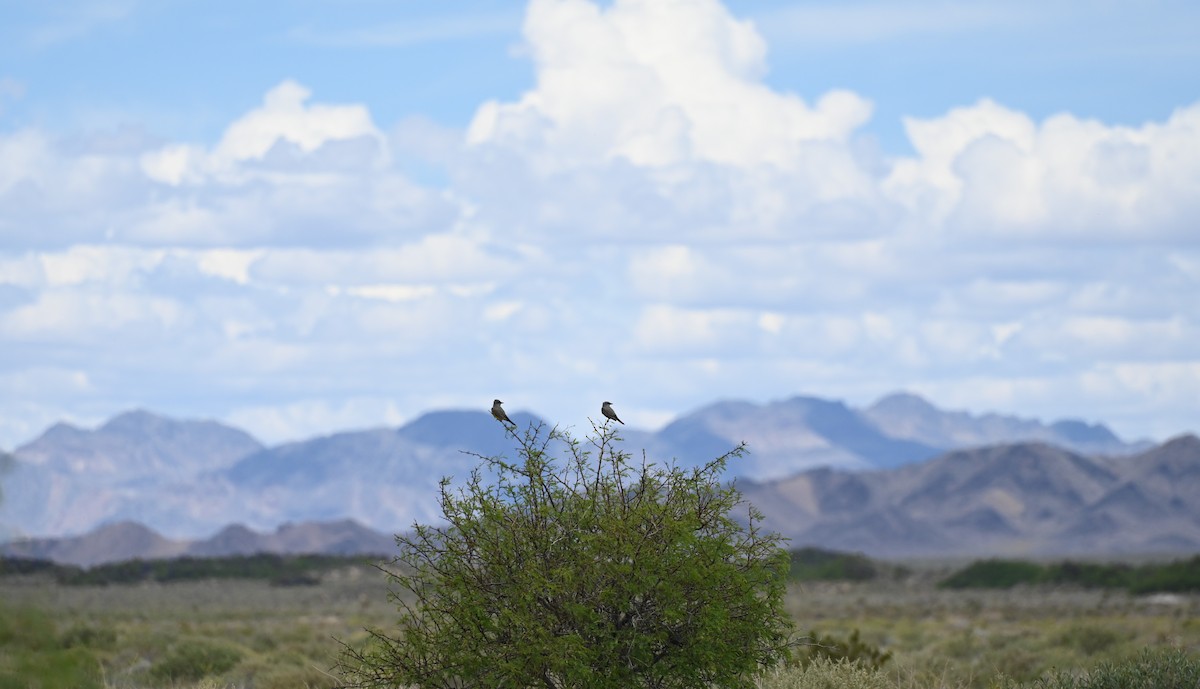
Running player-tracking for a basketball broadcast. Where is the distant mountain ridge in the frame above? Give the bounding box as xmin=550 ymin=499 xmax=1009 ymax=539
xmin=1 ymin=519 xmax=393 ymax=568
xmin=740 ymin=434 xmax=1200 ymax=558
xmin=16 ymin=409 xmax=264 ymax=474
xmin=863 ymin=393 xmax=1141 ymax=456
xmin=0 ymin=410 xmax=264 ymax=539
xmin=0 ymin=393 xmax=1167 ymax=547
xmin=6 ymin=435 xmax=1197 ymax=565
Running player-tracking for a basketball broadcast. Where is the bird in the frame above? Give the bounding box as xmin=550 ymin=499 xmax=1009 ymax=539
xmin=601 ymin=401 xmax=624 ymax=425
xmin=491 ymin=399 xmax=515 ymax=426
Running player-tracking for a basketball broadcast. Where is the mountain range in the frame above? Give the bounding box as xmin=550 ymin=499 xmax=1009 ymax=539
xmin=1 ymin=519 xmax=394 ymax=568
xmin=740 ymin=434 xmax=1200 ymax=558
xmin=0 ymin=392 xmax=1175 ymax=557
xmin=5 ymin=434 xmax=1196 ymax=566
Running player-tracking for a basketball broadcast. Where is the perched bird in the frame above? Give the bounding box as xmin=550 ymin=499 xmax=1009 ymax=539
xmin=491 ymin=399 xmax=515 ymax=426
xmin=601 ymin=401 xmax=624 ymax=425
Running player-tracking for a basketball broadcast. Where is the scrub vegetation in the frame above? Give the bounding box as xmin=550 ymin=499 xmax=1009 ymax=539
xmin=938 ymin=556 xmax=1200 ymax=594
xmin=2 ymin=422 xmax=1197 ymax=688
xmin=2 ymin=555 xmax=1199 ymax=688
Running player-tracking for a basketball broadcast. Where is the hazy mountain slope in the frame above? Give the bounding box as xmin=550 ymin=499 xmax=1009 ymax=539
xmin=0 ymin=394 xmax=1174 ymax=545
xmin=740 ymin=435 xmax=1200 ymax=558
xmin=0 ymin=411 xmax=263 ymax=538
xmin=864 ymin=392 xmax=1147 ymax=456
xmin=15 ymin=410 xmax=262 ymax=477
xmin=0 ymin=519 xmax=394 ymax=567
xmin=0 ymin=521 xmax=189 ymax=567
xmin=6 ymin=435 xmax=1197 ymax=563
xmin=653 ymin=396 xmax=943 ymax=479
xmin=185 ymin=519 xmax=395 ymax=559
xmin=1064 ymin=434 xmax=1200 ymax=553
xmin=213 ymin=410 xmax=545 ymax=536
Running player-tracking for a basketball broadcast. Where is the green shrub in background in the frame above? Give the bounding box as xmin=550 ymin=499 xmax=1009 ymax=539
xmin=1022 ymin=648 xmax=1200 ymax=689
xmin=759 ymin=656 xmax=891 ymax=689
xmin=1041 ymin=561 xmax=1133 ymax=589
xmin=340 ymin=421 xmax=794 ymax=689
xmin=939 ymin=556 xmax=1200 ymax=593
xmin=57 ymin=624 xmax=117 ymax=651
xmin=149 ymin=638 xmax=243 ymax=683
xmin=788 ymin=548 xmax=878 ymax=582
xmin=0 ymin=602 xmax=104 ymax=689
xmin=50 ymin=552 xmax=375 ymax=586
xmin=1053 ymin=625 xmax=1124 ymax=657
xmin=938 ymin=559 xmax=1046 ymax=589
xmin=1127 ymin=555 xmax=1200 ymax=594
xmin=0 ymin=556 xmax=60 ymax=576
xmin=793 ymin=629 xmax=893 ymax=671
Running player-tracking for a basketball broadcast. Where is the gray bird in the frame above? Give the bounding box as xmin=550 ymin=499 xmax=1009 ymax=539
xmin=491 ymin=399 xmax=515 ymax=426
xmin=601 ymin=401 xmax=624 ymax=425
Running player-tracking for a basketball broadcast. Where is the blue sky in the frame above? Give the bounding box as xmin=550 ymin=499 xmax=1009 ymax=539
xmin=1 ymin=0 xmax=1198 ymax=449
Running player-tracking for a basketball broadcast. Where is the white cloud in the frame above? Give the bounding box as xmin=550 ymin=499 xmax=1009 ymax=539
xmin=193 ymin=249 xmax=265 ymax=285
xmin=0 ymin=128 xmax=150 ymax=248
xmin=251 ymin=234 xmax=516 ymax=286
xmin=331 ymin=283 xmax=438 ymax=303
xmin=886 ymin=100 xmax=1200 ymax=239
xmin=38 ymin=245 xmax=163 ymax=287
xmin=0 ymin=81 xmax=452 ymax=248
xmin=139 ymin=144 xmax=205 ymax=186
xmin=626 ymin=241 xmax=886 ymax=308
xmin=632 ymin=304 xmax=755 ymax=354
xmin=467 ymin=0 xmax=874 ymax=169
xmin=218 ymin=81 xmax=383 ymax=163
xmin=140 ymin=80 xmax=389 ymax=187
xmin=1 ymin=290 xmax=186 ymax=339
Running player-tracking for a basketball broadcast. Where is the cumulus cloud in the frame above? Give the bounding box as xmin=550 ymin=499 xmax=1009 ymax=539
xmin=0 ymin=80 xmax=453 ymax=249
xmin=887 ymin=100 xmax=1200 ymax=240
xmin=141 ymin=80 xmax=388 ymax=186
xmin=467 ymin=0 xmax=874 ymax=169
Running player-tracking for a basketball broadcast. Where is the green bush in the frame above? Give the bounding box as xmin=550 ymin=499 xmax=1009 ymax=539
xmin=0 ymin=647 xmax=103 ymax=689
xmin=1054 ymin=625 xmax=1123 ymax=656
xmin=256 ymin=665 xmax=343 ymax=689
xmin=939 ymin=559 xmax=1045 ymax=589
xmin=1128 ymin=555 xmax=1200 ymax=594
xmin=793 ymin=629 xmax=892 ymax=671
xmin=340 ymin=421 xmax=794 ymax=689
xmin=0 ymin=556 xmax=62 ymax=577
xmin=788 ymin=548 xmax=878 ymax=581
xmin=1027 ymin=648 xmax=1200 ymax=689
xmin=58 ymin=623 xmax=118 ymax=650
xmin=0 ymin=603 xmax=57 ymax=650
xmin=0 ymin=603 xmax=103 ymax=689
xmin=54 ymin=552 xmax=372 ymax=585
xmin=759 ymin=657 xmax=891 ymax=689
xmin=1043 ymin=561 xmax=1133 ymax=589
xmin=149 ymin=639 xmax=243 ymax=682
xmin=940 ymin=556 xmax=1200 ymax=594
